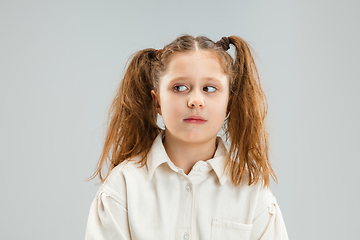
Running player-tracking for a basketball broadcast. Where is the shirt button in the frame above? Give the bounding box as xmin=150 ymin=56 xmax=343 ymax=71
xmin=199 ymin=166 xmax=206 ymax=172
xmin=183 ymin=233 xmax=189 ymax=240
xmin=185 ymin=184 xmax=191 ymax=192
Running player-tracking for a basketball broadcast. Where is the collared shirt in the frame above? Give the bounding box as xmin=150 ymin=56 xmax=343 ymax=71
xmin=85 ymin=131 xmax=289 ymax=240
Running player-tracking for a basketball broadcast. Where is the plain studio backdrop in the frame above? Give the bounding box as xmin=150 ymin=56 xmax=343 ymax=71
xmin=1 ymin=0 xmax=359 ymax=239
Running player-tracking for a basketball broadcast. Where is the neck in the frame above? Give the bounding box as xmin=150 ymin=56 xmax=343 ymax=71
xmin=163 ymin=130 xmax=217 ymax=175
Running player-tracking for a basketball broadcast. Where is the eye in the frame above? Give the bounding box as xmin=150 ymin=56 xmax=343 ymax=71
xmin=203 ymin=86 xmax=217 ymax=93
xmin=174 ymin=85 xmax=188 ymax=92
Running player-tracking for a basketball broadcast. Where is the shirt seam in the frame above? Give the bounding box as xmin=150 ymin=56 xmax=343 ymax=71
xmin=100 ymin=186 xmax=128 ymax=210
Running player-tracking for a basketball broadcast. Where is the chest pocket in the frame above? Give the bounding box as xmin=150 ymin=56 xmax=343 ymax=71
xmin=210 ymin=218 xmax=253 ymax=240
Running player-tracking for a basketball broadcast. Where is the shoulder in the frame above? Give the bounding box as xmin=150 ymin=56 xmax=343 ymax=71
xmin=229 ymin=175 xmax=276 ymax=217
xmin=99 ymin=157 xmax=148 ymax=205
xmin=244 ymin=180 xmax=276 ymax=219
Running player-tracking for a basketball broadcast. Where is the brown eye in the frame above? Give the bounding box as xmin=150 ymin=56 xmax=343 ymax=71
xmin=174 ymin=85 xmax=187 ymax=92
xmin=203 ymin=86 xmax=217 ymax=92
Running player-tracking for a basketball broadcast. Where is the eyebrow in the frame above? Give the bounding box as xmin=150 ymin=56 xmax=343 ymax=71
xmin=169 ymin=76 xmax=222 ymax=84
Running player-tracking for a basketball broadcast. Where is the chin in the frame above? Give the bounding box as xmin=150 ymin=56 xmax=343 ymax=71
xmin=180 ymin=133 xmax=216 ymax=144
xmin=165 ymin=128 xmax=218 ymax=144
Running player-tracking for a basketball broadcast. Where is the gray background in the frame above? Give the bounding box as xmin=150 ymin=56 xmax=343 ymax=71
xmin=1 ymin=0 xmax=359 ymax=239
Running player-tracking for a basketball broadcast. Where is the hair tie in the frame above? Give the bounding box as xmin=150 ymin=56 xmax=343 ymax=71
xmin=216 ymin=37 xmax=230 ymax=51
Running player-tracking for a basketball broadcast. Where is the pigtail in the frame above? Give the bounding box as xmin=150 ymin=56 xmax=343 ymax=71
xmin=224 ymin=36 xmax=277 ymax=187
xmin=89 ymin=49 xmax=161 ymax=183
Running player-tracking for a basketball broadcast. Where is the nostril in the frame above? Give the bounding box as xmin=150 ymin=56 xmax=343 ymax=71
xmin=188 ymin=100 xmax=204 ymax=108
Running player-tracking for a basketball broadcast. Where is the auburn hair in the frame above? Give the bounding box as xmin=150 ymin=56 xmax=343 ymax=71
xmin=88 ymin=35 xmax=277 ymax=187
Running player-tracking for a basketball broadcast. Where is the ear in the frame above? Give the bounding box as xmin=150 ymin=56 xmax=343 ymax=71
xmin=151 ymin=90 xmax=162 ymax=115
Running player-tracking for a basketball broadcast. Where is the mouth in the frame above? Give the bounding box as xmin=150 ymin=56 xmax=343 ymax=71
xmin=183 ymin=116 xmax=207 ymax=124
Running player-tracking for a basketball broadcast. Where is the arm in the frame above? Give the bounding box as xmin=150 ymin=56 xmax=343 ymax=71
xmin=85 ymin=190 xmax=131 ymax=240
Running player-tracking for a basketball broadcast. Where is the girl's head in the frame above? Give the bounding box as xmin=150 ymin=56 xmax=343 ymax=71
xmin=151 ymin=49 xmax=230 ymax=146
xmin=90 ymin=35 xmax=277 ymax=187
xmin=150 ymin=36 xmax=234 ymax=146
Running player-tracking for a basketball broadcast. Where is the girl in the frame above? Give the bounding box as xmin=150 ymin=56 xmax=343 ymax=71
xmin=85 ymin=35 xmax=288 ymax=240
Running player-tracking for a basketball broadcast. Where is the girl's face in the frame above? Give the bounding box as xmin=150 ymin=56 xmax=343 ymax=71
xmin=151 ymin=50 xmax=229 ymax=146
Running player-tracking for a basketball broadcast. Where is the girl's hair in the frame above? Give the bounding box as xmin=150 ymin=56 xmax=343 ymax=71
xmin=88 ymin=35 xmax=277 ymax=187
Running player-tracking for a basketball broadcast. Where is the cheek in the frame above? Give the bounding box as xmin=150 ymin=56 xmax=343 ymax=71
xmin=215 ymin=103 xmax=228 ymax=118
xmin=209 ymin=96 xmax=229 ymax=119
xmin=159 ymin=93 xmax=182 ymax=118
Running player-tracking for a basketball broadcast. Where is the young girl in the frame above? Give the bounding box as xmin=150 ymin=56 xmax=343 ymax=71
xmin=85 ymin=35 xmax=288 ymax=240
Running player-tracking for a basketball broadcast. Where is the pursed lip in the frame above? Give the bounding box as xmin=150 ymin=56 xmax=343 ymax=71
xmin=183 ymin=115 xmax=207 ymax=124
xmin=184 ymin=116 xmax=205 ymax=121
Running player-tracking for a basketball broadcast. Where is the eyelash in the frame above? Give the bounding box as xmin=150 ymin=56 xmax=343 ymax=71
xmin=173 ymin=85 xmax=217 ymax=93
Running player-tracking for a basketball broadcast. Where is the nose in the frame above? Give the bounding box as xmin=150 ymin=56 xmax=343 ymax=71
xmin=188 ymin=91 xmax=205 ymax=108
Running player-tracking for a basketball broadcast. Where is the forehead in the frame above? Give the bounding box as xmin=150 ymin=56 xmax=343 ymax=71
xmin=161 ymin=50 xmax=227 ymax=81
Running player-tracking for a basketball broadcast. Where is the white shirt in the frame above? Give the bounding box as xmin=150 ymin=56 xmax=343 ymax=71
xmin=85 ymin=132 xmax=289 ymax=240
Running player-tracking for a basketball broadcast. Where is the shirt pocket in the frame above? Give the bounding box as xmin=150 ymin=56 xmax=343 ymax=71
xmin=210 ymin=218 xmax=253 ymax=240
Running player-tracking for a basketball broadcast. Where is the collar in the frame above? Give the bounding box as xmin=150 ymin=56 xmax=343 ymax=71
xmin=146 ymin=131 xmax=229 ymax=185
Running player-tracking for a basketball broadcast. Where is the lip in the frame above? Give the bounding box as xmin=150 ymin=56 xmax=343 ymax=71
xmin=183 ymin=115 xmax=207 ymax=124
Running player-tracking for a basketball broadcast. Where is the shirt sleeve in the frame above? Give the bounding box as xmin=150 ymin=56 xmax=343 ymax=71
xmin=250 ymin=198 xmax=289 ymax=240
xmin=85 ymin=190 xmax=131 ymax=240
